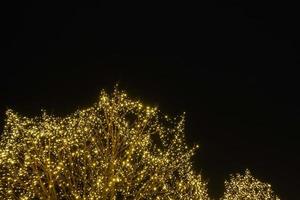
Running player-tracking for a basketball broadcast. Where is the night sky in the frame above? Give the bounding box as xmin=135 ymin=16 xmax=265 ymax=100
xmin=1 ymin=1 xmax=300 ymax=199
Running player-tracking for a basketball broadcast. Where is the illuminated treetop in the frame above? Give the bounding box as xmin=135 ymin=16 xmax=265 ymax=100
xmin=222 ymin=169 xmax=280 ymax=200
xmin=0 ymin=88 xmax=209 ymax=200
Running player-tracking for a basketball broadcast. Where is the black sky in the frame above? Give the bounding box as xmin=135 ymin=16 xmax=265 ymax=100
xmin=1 ymin=1 xmax=300 ymax=199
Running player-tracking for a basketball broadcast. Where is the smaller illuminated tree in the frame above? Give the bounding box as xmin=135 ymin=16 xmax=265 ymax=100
xmin=221 ymin=169 xmax=280 ymax=200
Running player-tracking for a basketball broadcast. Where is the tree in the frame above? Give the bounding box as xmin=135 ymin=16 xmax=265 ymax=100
xmin=221 ymin=169 xmax=280 ymax=200
xmin=0 ymin=88 xmax=209 ymax=200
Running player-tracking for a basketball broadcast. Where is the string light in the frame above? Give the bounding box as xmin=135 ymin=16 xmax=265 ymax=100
xmin=0 ymin=87 xmax=281 ymax=199
xmin=222 ymin=169 xmax=280 ymax=200
xmin=0 ymin=87 xmax=209 ymax=199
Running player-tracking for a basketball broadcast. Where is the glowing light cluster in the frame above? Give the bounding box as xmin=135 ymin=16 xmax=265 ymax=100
xmin=0 ymin=88 xmax=209 ymax=199
xmin=222 ymin=169 xmax=280 ymax=200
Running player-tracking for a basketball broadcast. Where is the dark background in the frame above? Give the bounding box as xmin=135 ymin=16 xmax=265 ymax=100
xmin=1 ymin=1 xmax=299 ymax=199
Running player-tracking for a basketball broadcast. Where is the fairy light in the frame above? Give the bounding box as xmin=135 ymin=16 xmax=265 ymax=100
xmin=0 ymin=88 xmax=209 ymax=199
xmin=222 ymin=169 xmax=280 ymax=200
